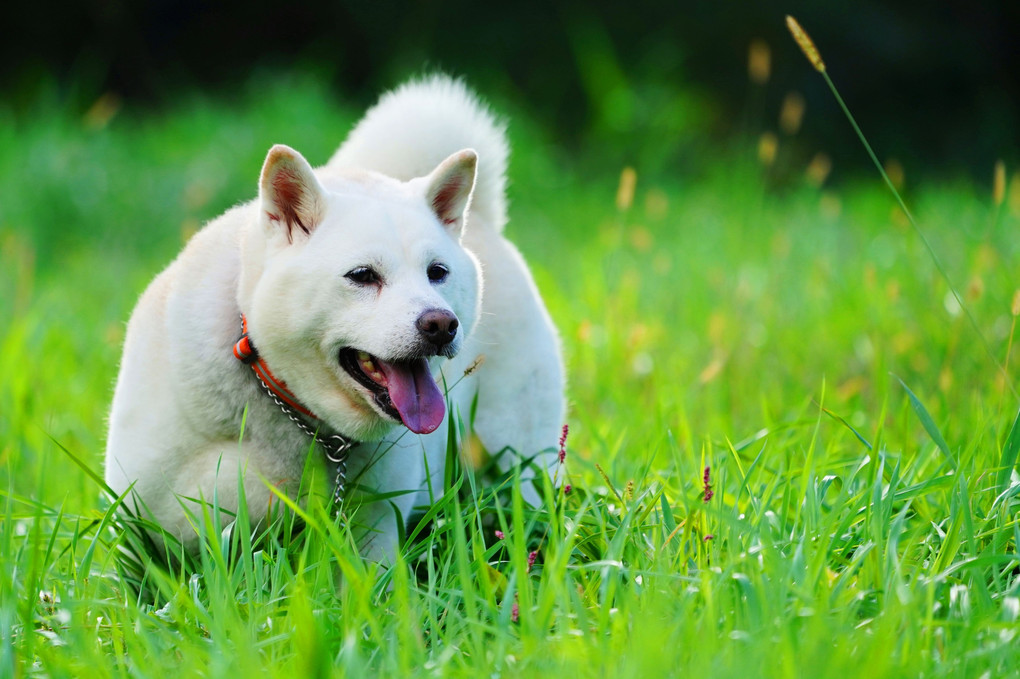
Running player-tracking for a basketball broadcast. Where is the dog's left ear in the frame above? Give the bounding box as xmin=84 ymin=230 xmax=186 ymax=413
xmin=259 ymin=144 xmax=326 ymax=242
xmin=425 ymin=149 xmax=477 ymax=236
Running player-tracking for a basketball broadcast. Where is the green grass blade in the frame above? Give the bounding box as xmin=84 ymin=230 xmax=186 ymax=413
xmin=895 ymin=375 xmax=956 ymax=467
xmin=996 ymin=406 xmax=1020 ymax=494
xmin=816 ymin=70 xmax=1015 ymax=398
xmin=47 ymin=432 xmax=116 ymax=497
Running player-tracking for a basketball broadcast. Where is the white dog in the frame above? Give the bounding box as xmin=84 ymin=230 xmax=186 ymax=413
xmin=105 ymin=76 xmax=565 ymax=562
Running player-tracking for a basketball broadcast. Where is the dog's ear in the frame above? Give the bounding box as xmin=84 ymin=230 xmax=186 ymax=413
xmin=425 ymin=149 xmax=477 ymax=236
xmin=259 ymin=144 xmax=326 ymax=242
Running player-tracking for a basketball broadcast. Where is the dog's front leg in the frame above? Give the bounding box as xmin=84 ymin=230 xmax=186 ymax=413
xmin=343 ymin=438 xmax=425 ymax=565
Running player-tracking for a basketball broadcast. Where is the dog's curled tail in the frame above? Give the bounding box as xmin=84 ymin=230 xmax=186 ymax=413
xmin=326 ymin=75 xmax=509 ymax=231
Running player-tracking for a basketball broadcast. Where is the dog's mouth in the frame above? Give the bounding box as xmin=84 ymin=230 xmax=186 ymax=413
xmin=338 ymin=348 xmax=446 ymax=435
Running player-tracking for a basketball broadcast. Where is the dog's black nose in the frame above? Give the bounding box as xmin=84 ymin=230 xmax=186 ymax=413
xmin=416 ymin=309 xmax=459 ymax=348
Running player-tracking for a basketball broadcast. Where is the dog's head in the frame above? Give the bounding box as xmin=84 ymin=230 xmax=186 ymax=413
xmin=239 ymin=144 xmax=482 ymax=440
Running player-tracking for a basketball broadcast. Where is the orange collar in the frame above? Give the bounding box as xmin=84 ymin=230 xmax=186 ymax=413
xmin=233 ymin=315 xmax=317 ymax=419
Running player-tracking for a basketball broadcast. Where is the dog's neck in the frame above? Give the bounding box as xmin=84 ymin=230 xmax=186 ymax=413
xmin=233 ymin=314 xmax=356 ymax=512
xmin=232 ymin=314 xmax=318 ymax=419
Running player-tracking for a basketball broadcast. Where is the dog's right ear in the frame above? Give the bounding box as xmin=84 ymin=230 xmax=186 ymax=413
xmin=425 ymin=149 xmax=477 ymax=237
xmin=258 ymin=144 xmax=326 ymax=242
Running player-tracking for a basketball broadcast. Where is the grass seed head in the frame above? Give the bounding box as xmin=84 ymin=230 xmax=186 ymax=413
xmin=993 ymin=160 xmax=1006 ymax=206
xmin=594 ymin=463 xmax=623 ymax=503
xmin=786 ymin=16 xmax=826 ymax=72
xmin=758 ymin=132 xmax=779 ymax=166
xmin=748 ymin=39 xmax=771 ymax=84
xmin=1011 ymin=290 xmax=1020 ymax=317
xmin=967 ymin=276 xmax=984 ymax=302
xmin=616 ymin=167 xmax=637 ymax=211
xmin=884 ymin=159 xmax=905 ymax=191
xmin=1010 ymin=175 xmax=1020 ymax=215
xmin=84 ymin=92 xmax=122 ymax=130
xmin=463 ymin=354 xmax=486 ymax=376
xmin=779 ymin=92 xmax=806 ymax=135
xmin=806 ymin=153 xmax=833 ymax=187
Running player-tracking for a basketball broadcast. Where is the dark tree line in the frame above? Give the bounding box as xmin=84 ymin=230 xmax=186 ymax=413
xmin=4 ymin=0 xmax=1017 ymax=175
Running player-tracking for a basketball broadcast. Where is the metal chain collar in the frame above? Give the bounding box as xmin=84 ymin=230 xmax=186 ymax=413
xmin=241 ymin=318 xmax=355 ymax=515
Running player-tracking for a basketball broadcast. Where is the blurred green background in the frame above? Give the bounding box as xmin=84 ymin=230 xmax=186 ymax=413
xmin=3 ymin=1 xmax=1018 ymax=270
xmin=2 ymin=1 xmax=1018 ymax=489
xmin=4 ymin=0 xmax=1018 ymax=174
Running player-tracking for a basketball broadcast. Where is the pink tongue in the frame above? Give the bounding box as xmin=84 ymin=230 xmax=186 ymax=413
xmin=376 ymin=358 xmax=446 ymax=434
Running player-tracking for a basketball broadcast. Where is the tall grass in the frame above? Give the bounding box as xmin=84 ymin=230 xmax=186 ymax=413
xmin=787 ymin=15 xmax=1016 ymax=398
xmin=2 ymin=73 xmax=1019 ymax=677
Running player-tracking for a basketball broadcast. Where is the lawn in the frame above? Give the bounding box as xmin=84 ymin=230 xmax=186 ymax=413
xmin=2 ymin=74 xmax=1019 ymax=677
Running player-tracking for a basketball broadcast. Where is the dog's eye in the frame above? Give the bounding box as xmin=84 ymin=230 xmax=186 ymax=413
xmin=345 ymin=267 xmax=381 ymax=285
xmin=427 ymin=263 xmax=449 ymax=283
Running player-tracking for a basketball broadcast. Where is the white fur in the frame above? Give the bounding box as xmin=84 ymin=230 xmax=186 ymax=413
xmin=105 ymin=75 xmax=565 ymax=562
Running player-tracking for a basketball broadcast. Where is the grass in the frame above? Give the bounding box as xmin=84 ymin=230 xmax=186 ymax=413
xmin=3 ymin=73 xmax=1020 ymax=677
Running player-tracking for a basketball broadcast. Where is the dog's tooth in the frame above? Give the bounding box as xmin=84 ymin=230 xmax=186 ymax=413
xmin=357 ymin=351 xmax=376 ymax=373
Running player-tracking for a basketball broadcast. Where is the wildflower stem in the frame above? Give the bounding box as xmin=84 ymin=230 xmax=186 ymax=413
xmin=815 ymin=58 xmax=1017 ymax=398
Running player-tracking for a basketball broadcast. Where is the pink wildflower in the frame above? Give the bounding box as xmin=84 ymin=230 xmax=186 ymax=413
xmin=527 ymin=550 xmax=538 ymax=570
xmin=495 ymin=530 xmax=505 ymax=540
xmin=511 ymin=598 xmax=520 ymax=623
xmin=564 ymin=484 xmax=572 ymax=495
xmin=702 ymin=465 xmax=714 ymax=503
xmin=558 ymin=424 xmax=569 ymax=464
xmin=703 ymin=534 xmax=714 ymax=542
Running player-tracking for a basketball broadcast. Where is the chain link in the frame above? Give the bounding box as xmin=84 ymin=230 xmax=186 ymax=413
xmin=242 ymin=318 xmax=354 ymax=517
xmin=252 ymin=370 xmax=353 ymax=516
